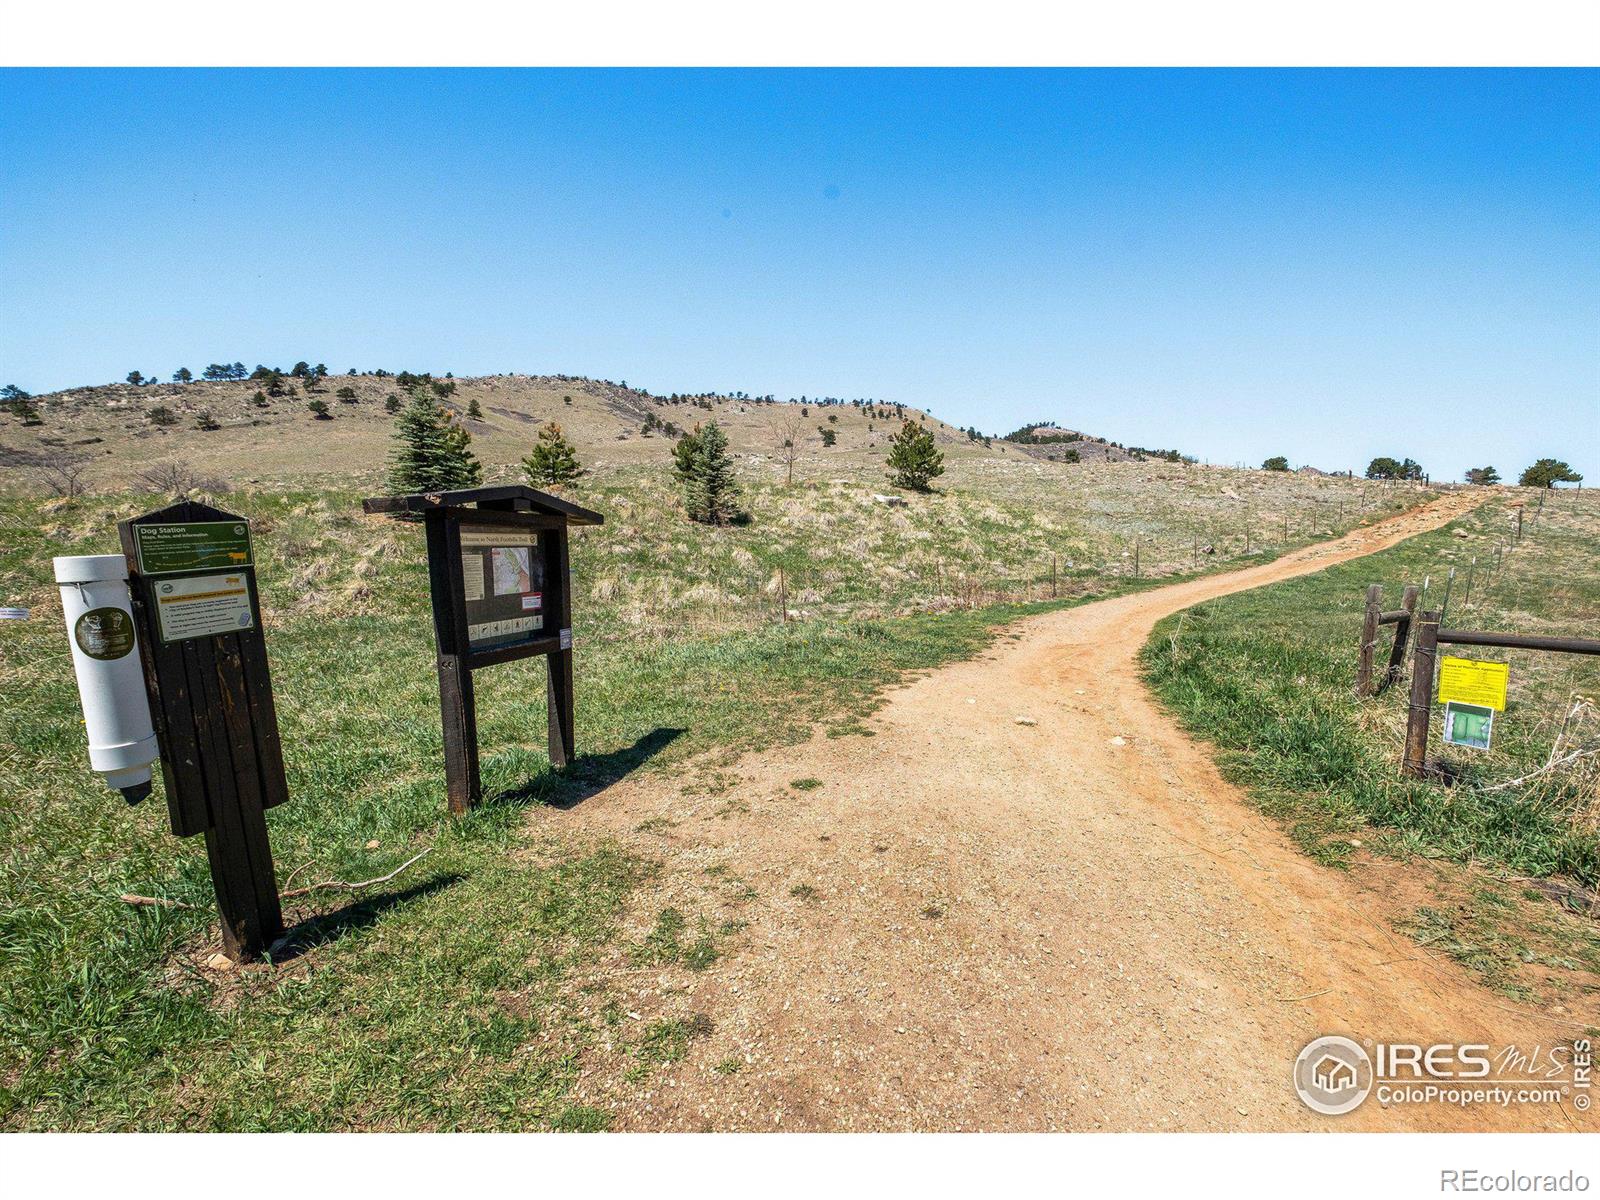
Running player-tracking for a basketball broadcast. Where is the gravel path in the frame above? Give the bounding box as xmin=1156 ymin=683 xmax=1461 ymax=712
xmin=540 ymin=491 xmax=1588 ymax=1131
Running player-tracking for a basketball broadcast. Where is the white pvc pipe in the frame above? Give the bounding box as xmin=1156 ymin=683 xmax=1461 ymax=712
xmin=54 ymin=554 xmax=159 ymax=801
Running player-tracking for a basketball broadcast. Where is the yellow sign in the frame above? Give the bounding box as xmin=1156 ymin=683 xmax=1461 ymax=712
xmin=1436 ymin=656 xmax=1509 ymax=712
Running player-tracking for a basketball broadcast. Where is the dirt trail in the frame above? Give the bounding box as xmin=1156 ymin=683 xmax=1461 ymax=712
xmin=544 ymin=492 xmax=1590 ymax=1131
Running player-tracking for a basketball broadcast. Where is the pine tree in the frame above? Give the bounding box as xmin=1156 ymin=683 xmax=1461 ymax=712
xmin=885 ymin=419 xmax=944 ymax=491
xmin=522 ymin=422 xmax=584 ymax=488
xmin=386 ymin=392 xmax=482 ymax=493
xmin=466 ymin=397 xmax=483 ymax=420
xmin=675 ymin=421 xmax=740 ymax=524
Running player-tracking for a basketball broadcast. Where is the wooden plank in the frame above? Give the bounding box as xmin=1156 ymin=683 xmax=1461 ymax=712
xmin=1437 ymin=629 xmax=1600 ymax=656
xmin=1380 ymin=585 xmax=1419 ymax=694
xmin=362 ymin=485 xmax=603 ymax=526
xmin=465 ymin=635 xmax=563 ymax=670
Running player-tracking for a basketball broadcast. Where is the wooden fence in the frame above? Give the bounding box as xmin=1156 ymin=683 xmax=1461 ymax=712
xmin=1401 ymin=615 xmax=1600 ymax=778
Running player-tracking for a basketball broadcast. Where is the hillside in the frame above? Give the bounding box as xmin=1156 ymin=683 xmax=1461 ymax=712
xmin=3 ymin=371 xmax=1177 ymax=491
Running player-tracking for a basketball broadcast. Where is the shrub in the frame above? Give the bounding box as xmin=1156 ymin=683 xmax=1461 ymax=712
xmin=885 ymin=420 xmax=945 ymax=491
xmin=674 ymin=421 xmax=741 ymax=524
xmin=521 ymin=422 xmax=584 ymax=488
xmin=147 ymin=406 xmax=177 ymax=427
xmin=308 ymin=398 xmax=332 ymax=419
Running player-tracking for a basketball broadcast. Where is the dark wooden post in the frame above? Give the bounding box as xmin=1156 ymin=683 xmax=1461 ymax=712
xmin=119 ymin=501 xmax=288 ymax=961
xmin=1051 ymin=553 xmax=1058 ymax=598
xmin=1463 ymin=557 xmax=1475 ymax=608
xmin=1357 ymin=584 xmax=1382 ymax=696
xmin=425 ymin=511 xmax=480 ymax=814
xmin=546 ymin=526 xmax=576 ymax=769
xmin=1382 ymin=584 xmax=1419 ymax=690
xmin=1402 ymin=610 xmax=1440 ymax=778
xmin=1516 ymin=508 xmax=1523 ymax=543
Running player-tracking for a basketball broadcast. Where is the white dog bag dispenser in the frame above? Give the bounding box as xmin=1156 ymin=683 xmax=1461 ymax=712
xmin=54 ymin=553 xmax=159 ymax=803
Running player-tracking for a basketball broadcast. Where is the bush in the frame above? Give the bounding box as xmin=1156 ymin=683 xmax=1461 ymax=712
xmin=147 ymin=406 xmax=177 ymax=427
xmin=885 ymin=420 xmax=944 ymax=491
xmin=1262 ymin=456 xmax=1290 ymax=472
xmin=308 ymin=398 xmax=332 ymax=419
xmin=194 ymin=410 xmax=220 ymax=431
xmin=336 ymin=386 xmax=358 ymax=404
xmin=522 ymin=422 xmax=584 ymax=488
xmin=673 ymin=421 xmax=741 ymax=524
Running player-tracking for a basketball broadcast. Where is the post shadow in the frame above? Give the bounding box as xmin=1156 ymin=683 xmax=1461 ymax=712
xmin=491 ymin=726 xmax=685 ymax=812
xmin=266 ymin=873 xmax=464 ymax=963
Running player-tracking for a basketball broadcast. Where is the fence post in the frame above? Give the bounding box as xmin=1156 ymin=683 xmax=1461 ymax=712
xmin=1051 ymin=553 xmax=1058 ymax=598
xmin=1464 ymin=557 xmax=1475 ymax=608
xmin=1357 ymin=583 xmax=1382 ymax=696
xmin=1382 ymin=584 xmax=1419 ymax=691
xmin=778 ymin=565 xmax=787 ymax=623
xmin=1402 ymin=610 xmax=1440 ymax=778
xmin=1440 ymin=566 xmax=1455 ymax=623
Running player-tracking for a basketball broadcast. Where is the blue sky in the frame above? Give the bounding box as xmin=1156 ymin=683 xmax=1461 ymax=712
xmin=2 ymin=68 xmax=1595 ymax=480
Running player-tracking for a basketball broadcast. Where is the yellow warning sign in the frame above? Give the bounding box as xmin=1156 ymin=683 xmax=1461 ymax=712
xmin=1436 ymin=656 xmax=1509 ymax=712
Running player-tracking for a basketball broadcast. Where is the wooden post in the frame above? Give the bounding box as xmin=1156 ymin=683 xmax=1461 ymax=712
xmin=1357 ymin=583 xmax=1382 ymax=696
xmin=1051 ymin=553 xmax=1058 ymax=598
xmin=425 ymin=511 xmax=480 ymax=813
xmin=1440 ymin=567 xmax=1455 ymax=623
xmin=778 ymin=565 xmax=788 ymax=623
xmin=1382 ymin=584 xmax=1419 ymax=691
xmin=545 ymin=526 xmax=576 ymax=769
xmin=1134 ymin=539 xmax=1140 ymax=578
xmin=119 ymin=501 xmax=288 ymax=962
xmin=1516 ymin=508 xmax=1523 ymax=543
xmin=1402 ymin=610 xmax=1440 ymax=778
xmin=1464 ymin=557 xmax=1475 ymax=608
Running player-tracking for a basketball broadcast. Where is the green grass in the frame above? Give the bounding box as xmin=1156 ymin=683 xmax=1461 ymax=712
xmin=0 ymin=469 xmax=1433 ymax=1129
xmin=1142 ymin=489 xmax=1600 ymax=1005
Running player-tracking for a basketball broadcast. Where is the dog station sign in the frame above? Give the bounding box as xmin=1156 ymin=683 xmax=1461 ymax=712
xmin=1436 ymin=655 xmax=1509 ymax=751
xmin=361 ymin=484 xmax=604 ymax=815
xmin=131 ymin=520 xmax=257 ymax=644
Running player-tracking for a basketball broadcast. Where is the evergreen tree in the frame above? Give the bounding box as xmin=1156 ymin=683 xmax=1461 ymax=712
xmin=1518 ymin=458 xmax=1582 ymax=489
xmin=1262 ymin=455 xmax=1290 ymax=471
xmin=386 ymin=392 xmax=482 ymax=493
xmin=2 ymin=385 xmax=41 ymax=425
xmin=674 ymin=421 xmax=740 ymax=524
xmin=466 ymin=396 xmax=483 ymax=420
xmin=384 ymin=393 xmax=401 ymax=413
xmin=1465 ymin=466 xmax=1501 ymax=486
xmin=886 ymin=419 xmax=945 ymax=491
xmin=308 ymin=398 xmax=332 ymax=419
xmin=521 ymin=422 xmax=584 ymax=488
xmin=173 ymin=367 xmax=192 ymax=383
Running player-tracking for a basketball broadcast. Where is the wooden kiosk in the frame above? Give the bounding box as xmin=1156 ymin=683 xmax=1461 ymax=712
xmin=361 ymin=485 xmax=604 ymax=813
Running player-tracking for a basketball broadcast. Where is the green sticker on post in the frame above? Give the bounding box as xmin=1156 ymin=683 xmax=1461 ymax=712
xmin=133 ymin=521 xmax=253 ymax=575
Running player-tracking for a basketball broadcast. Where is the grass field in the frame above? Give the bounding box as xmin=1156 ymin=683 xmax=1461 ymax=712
xmin=1143 ymin=489 xmax=1600 ymax=1012
xmin=0 ymin=458 xmax=1422 ymax=1129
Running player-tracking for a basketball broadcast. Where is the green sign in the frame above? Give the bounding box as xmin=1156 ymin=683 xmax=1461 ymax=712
xmin=1442 ymin=701 xmax=1495 ymax=751
xmin=133 ymin=521 xmax=253 ymax=575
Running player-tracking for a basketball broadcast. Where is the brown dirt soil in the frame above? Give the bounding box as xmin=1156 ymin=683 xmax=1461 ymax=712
xmin=535 ymin=491 xmax=1594 ymax=1132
